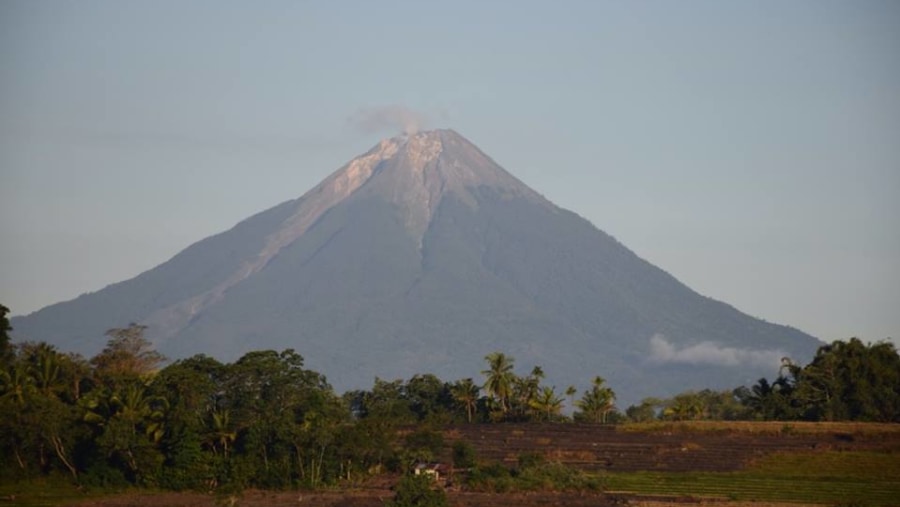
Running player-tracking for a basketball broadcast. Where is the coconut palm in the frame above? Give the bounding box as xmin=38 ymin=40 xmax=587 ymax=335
xmin=450 ymin=378 xmax=480 ymax=423
xmin=481 ymin=352 xmax=515 ymax=414
xmin=576 ymin=376 xmax=616 ymax=423
xmin=28 ymin=343 xmax=63 ymax=396
xmin=83 ymin=381 xmax=168 ymax=475
xmin=0 ymin=360 xmax=36 ymax=470
xmin=0 ymin=361 xmax=35 ymax=407
xmin=663 ymin=393 xmax=704 ymax=421
xmin=565 ymin=385 xmax=577 ymax=412
xmin=117 ymin=382 xmax=168 ymax=443
xmin=206 ymin=407 xmax=236 ymax=457
xmin=514 ymin=366 xmax=543 ymax=414
xmin=529 ymin=386 xmax=564 ymax=421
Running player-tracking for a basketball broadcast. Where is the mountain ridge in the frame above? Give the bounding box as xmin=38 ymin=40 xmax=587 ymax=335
xmin=11 ymin=129 xmax=821 ymax=403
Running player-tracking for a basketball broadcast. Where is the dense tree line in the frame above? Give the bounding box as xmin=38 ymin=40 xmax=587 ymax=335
xmin=0 ymin=316 xmax=613 ymax=490
xmin=1 ymin=302 xmax=896 ymax=493
xmin=344 ymin=352 xmax=614 ymax=426
xmin=735 ymin=338 xmax=900 ymax=422
xmin=628 ymin=338 xmax=900 ymax=423
xmin=0 ymin=323 xmax=349 ymax=490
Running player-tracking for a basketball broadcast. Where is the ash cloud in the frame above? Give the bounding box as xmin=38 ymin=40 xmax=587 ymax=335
xmin=348 ymin=105 xmax=429 ymax=136
xmin=648 ymin=334 xmax=784 ymax=369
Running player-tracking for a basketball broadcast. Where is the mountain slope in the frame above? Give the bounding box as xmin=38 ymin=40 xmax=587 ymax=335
xmin=11 ymin=129 xmax=820 ymax=403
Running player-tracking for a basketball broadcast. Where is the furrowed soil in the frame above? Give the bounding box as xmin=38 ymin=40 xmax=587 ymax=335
xmin=444 ymin=421 xmax=900 ymax=473
xmin=37 ymin=422 xmax=900 ymax=507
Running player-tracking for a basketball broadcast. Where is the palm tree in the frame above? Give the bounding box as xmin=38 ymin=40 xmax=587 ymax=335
xmin=576 ymin=376 xmax=616 ymax=423
xmin=663 ymin=393 xmax=704 ymax=421
xmin=119 ymin=383 xmax=168 ymax=443
xmin=742 ymin=378 xmax=774 ymax=420
xmin=22 ymin=343 xmax=82 ymax=479
xmin=741 ymin=376 xmax=794 ymax=421
xmin=31 ymin=344 xmax=60 ymax=394
xmin=0 ymin=358 xmax=38 ymax=471
xmin=0 ymin=346 xmax=80 ymax=479
xmin=207 ymin=407 xmax=236 ymax=457
xmin=482 ymin=352 xmax=515 ymax=414
xmin=84 ymin=381 xmax=169 ymax=475
xmin=0 ymin=361 xmax=35 ymax=407
xmin=529 ymin=386 xmax=564 ymax=421
xmin=450 ymin=378 xmax=480 ymax=423
xmin=516 ymin=366 xmax=543 ymax=412
xmin=565 ymin=385 xmax=577 ymax=413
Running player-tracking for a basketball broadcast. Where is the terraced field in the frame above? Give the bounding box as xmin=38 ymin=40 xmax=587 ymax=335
xmin=448 ymin=422 xmax=897 ymax=471
xmin=445 ymin=422 xmax=900 ymax=505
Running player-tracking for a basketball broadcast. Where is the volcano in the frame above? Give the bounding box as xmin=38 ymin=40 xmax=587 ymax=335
xmin=11 ymin=129 xmax=820 ymax=403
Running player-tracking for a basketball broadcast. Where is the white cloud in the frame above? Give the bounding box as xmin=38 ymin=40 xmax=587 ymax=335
xmin=648 ymin=334 xmax=785 ymax=369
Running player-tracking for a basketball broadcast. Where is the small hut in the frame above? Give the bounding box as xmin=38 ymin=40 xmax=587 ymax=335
xmin=413 ymin=462 xmax=450 ymax=483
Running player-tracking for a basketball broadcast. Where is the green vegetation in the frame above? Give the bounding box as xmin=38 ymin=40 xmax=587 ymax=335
xmin=0 ymin=304 xmax=12 ymax=364
xmin=573 ymin=376 xmax=615 ymax=423
xmin=619 ymin=419 xmax=900 ymax=435
xmin=386 ymin=473 xmax=449 ymax=507
xmin=0 ymin=316 xmax=616 ymax=496
xmin=465 ymin=453 xmax=603 ymax=493
xmin=625 ymin=337 xmax=900 ymax=424
xmin=1 ymin=300 xmax=898 ymax=504
xmin=781 ymin=338 xmax=900 ymax=421
xmin=451 ymin=441 xmax=476 ymax=469
xmin=604 ymin=451 xmax=900 ymax=506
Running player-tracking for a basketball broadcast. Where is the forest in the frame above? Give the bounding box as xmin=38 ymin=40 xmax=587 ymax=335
xmin=1 ymin=303 xmax=898 ymax=494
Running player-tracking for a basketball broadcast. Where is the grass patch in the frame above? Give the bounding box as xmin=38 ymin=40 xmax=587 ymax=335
xmin=604 ymin=451 xmax=900 ymax=506
xmin=619 ymin=420 xmax=900 ymax=436
xmin=0 ymin=477 xmax=107 ymax=507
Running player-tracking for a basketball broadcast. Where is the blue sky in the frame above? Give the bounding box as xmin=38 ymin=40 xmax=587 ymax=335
xmin=2 ymin=1 xmax=898 ymax=345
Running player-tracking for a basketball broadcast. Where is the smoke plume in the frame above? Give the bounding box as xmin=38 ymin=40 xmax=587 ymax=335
xmin=647 ymin=334 xmax=784 ymax=369
xmin=348 ymin=105 xmax=429 ymax=136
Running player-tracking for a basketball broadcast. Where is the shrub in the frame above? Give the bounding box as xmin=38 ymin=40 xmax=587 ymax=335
xmin=80 ymin=461 xmax=129 ymax=489
xmin=452 ymin=441 xmax=476 ymax=469
xmin=516 ymin=452 xmax=545 ymax=471
xmin=404 ymin=427 xmax=445 ymax=464
xmin=465 ymin=463 xmax=513 ymax=492
xmin=517 ymin=461 xmax=604 ymax=491
xmin=386 ymin=473 xmax=449 ymax=507
xmin=466 ymin=459 xmax=603 ymax=493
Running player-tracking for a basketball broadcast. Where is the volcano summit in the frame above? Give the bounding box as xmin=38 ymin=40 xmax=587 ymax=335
xmin=12 ymin=129 xmax=820 ymax=402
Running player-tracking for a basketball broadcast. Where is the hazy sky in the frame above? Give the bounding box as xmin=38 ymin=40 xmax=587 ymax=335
xmin=2 ymin=1 xmax=898 ymax=345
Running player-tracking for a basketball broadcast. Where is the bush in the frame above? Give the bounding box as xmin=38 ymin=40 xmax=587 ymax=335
xmin=517 ymin=461 xmax=604 ymax=491
xmin=386 ymin=473 xmax=448 ymax=507
xmin=404 ymin=427 xmax=445 ymax=464
xmin=466 ymin=459 xmax=603 ymax=493
xmin=80 ymin=461 xmax=129 ymax=489
xmin=516 ymin=452 xmax=545 ymax=471
xmin=466 ymin=463 xmax=513 ymax=492
xmin=452 ymin=441 xmax=476 ymax=469
xmin=158 ymin=430 xmax=211 ymax=491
